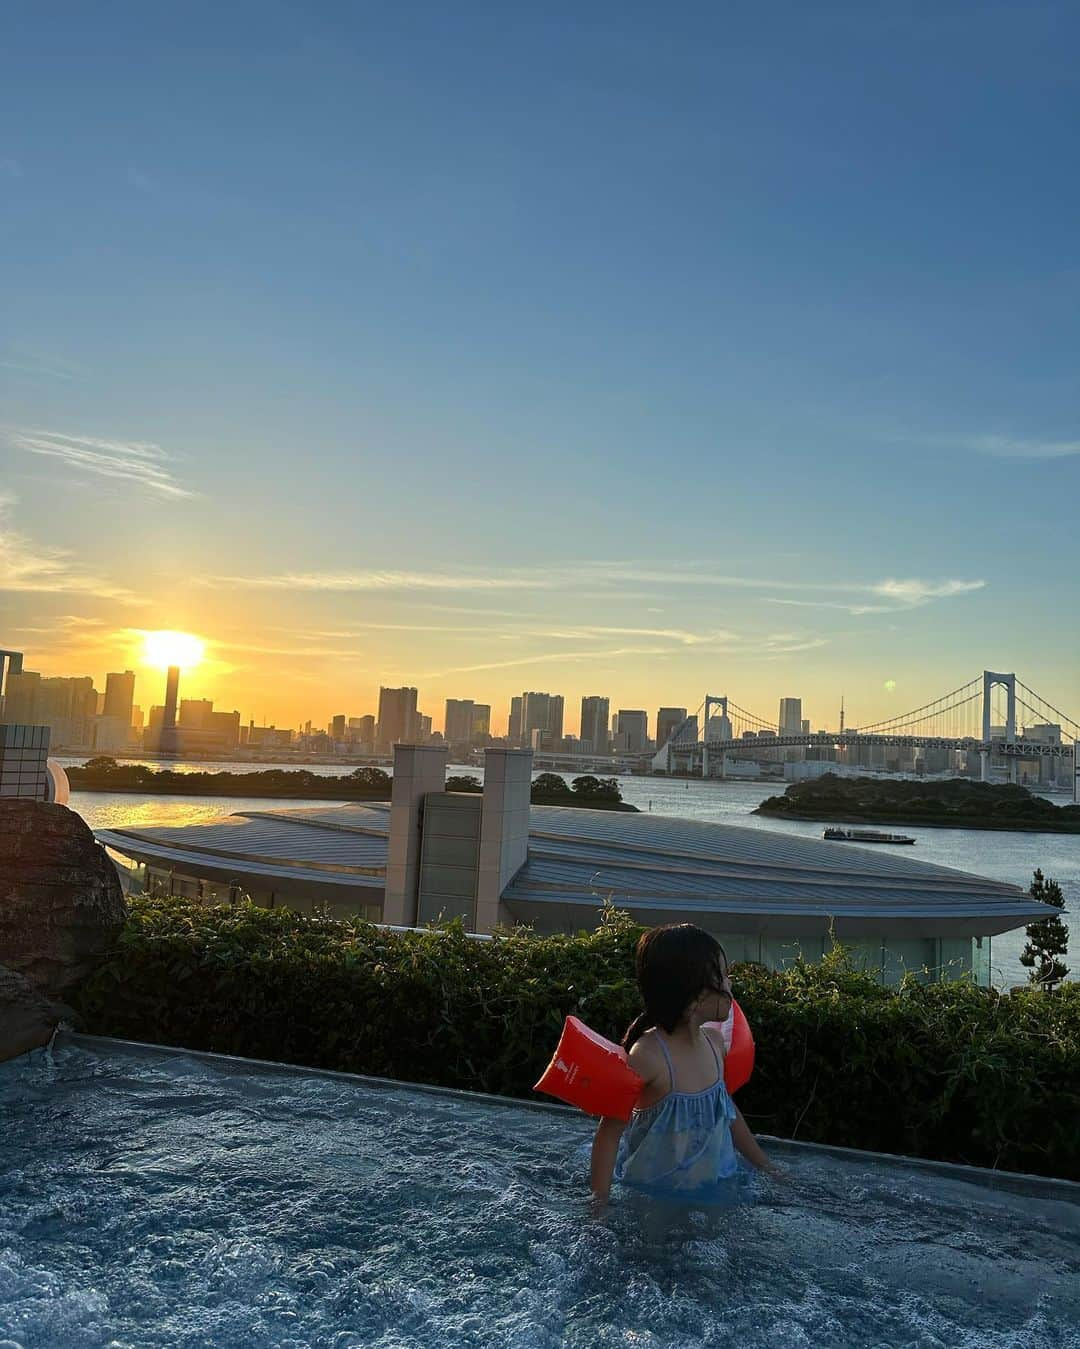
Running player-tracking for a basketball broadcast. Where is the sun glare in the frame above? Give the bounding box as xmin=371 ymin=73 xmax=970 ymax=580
xmin=141 ymin=630 xmax=205 ymax=671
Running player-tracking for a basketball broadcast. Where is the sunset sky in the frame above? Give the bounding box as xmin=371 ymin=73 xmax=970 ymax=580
xmin=2 ymin=3 xmax=1078 ymax=735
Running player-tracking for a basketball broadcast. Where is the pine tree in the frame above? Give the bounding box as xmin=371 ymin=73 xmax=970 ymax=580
xmin=1020 ymin=869 xmax=1070 ymax=990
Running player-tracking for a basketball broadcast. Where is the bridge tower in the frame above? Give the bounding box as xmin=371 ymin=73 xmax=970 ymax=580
xmin=981 ymin=671 xmax=1017 ymax=783
xmin=702 ymin=694 xmax=728 ymax=779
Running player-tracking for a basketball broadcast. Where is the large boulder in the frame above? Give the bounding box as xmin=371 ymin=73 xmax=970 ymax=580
xmin=0 ymin=800 xmax=125 ymax=999
xmin=0 ymin=962 xmax=72 ymax=1063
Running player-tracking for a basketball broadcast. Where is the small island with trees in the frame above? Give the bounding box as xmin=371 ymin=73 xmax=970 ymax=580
xmin=756 ymin=774 xmax=1080 ymax=834
xmin=66 ymin=759 xmax=637 ymax=811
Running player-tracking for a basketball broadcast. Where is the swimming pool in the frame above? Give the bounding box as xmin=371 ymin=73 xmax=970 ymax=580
xmin=2 ymin=1037 xmax=1078 ymax=1348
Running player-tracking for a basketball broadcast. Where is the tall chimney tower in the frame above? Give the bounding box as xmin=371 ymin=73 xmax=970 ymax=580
xmin=160 ymin=665 xmax=180 ymax=755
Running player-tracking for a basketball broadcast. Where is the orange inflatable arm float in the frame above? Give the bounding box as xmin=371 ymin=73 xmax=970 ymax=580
xmin=534 ymin=1001 xmax=755 ymax=1120
xmin=533 ymin=1017 xmax=644 ymax=1120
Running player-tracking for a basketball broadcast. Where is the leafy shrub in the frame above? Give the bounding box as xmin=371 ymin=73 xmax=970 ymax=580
xmin=76 ymin=898 xmax=1080 ymax=1180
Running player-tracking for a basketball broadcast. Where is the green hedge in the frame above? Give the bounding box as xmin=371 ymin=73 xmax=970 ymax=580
xmin=76 ymin=897 xmax=1080 ymax=1181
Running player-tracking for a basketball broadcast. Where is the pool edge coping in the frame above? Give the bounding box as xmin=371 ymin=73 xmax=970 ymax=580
xmin=61 ymin=1031 xmax=1080 ymax=1206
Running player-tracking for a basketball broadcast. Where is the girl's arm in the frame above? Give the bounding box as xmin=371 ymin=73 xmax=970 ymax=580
xmin=590 ymin=1036 xmax=661 ymax=1206
xmin=731 ymin=1103 xmax=781 ymax=1176
xmin=590 ymin=1116 xmax=626 ymax=1206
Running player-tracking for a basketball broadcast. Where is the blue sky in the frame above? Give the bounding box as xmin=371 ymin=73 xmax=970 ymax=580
xmin=2 ymin=2 xmax=1078 ymax=732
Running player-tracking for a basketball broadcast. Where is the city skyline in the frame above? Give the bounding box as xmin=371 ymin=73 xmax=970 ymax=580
xmin=3 ymin=639 xmax=1074 ymax=754
xmin=2 ymin=4 xmax=1078 ymax=729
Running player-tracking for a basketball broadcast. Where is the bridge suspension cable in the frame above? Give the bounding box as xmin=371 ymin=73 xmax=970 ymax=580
xmin=855 ymin=677 xmax=982 ymax=735
xmin=725 ymin=699 xmax=777 ymax=732
xmin=1014 ymin=680 xmax=1080 ymax=740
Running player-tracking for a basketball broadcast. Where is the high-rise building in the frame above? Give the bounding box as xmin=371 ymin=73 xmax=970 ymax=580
xmin=508 ymin=696 xmax=523 ymax=746
xmin=1 ymin=668 xmax=40 ymax=724
xmin=417 ymin=713 xmax=432 ymax=742
xmin=0 ymin=650 xmax=24 ymax=708
xmin=779 ymin=698 xmax=803 ymax=736
xmin=155 ymin=666 xmax=180 ymax=754
xmin=613 ymin=709 xmax=648 ymax=752
xmin=2 ymin=669 xmax=98 ymax=746
xmin=331 ymin=714 xmax=347 ymax=741
xmin=444 ymin=699 xmax=476 ymax=746
xmin=801 ymin=718 xmax=811 ymax=735
xmin=103 ymin=670 xmax=136 ymax=726
xmin=179 ymin=698 xmax=213 ymax=729
xmin=580 ymin=696 xmax=610 ymax=754
xmin=209 ymin=710 xmax=241 ymax=747
xmin=351 ymin=714 xmax=376 ymax=746
xmin=472 ymin=704 xmax=491 ymax=741
xmin=656 ymin=707 xmax=687 ymax=750
xmin=522 ymin=692 xmax=564 ymax=752
xmin=377 ymin=687 xmax=419 ymax=751
xmin=705 ymin=712 xmax=733 ymax=741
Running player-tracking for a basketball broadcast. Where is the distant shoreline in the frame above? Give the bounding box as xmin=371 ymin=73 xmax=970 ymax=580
xmin=755 ymin=805 xmax=1080 ymax=835
xmin=756 ymin=774 xmax=1080 ymax=836
xmin=65 ymin=765 xmax=638 ymax=811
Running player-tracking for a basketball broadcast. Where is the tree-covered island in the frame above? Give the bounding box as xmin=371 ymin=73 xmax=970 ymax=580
xmin=756 ymin=773 xmax=1080 ymax=833
xmin=66 ymin=759 xmax=637 ymax=811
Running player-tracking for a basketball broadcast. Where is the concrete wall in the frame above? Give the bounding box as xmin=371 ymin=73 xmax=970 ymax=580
xmin=476 ymin=749 xmax=533 ymax=933
xmin=416 ymin=792 xmax=482 ymax=926
xmin=382 ymin=744 xmax=449 ymax=926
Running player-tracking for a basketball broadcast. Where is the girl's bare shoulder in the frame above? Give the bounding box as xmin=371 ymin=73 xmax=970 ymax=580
xmin=627 ymin=1029 xmax=667 ymax=1085
xmin=702 ymin=1023 xmax=728 ymax=1057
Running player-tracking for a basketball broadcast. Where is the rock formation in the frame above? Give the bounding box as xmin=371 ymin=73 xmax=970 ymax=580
xmin=0 ymin=963 xmax=71 ymax=1063
xmin=0 ymin=800 xmax=125 ymax=1001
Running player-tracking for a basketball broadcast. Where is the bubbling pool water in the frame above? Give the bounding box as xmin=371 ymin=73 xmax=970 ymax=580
xmin=1 ymin=1042 xmax=1078 ymax=1348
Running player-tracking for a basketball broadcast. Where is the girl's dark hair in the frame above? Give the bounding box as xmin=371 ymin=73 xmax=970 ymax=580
xmin=622 ymin=923 xmax=728 ymax=1051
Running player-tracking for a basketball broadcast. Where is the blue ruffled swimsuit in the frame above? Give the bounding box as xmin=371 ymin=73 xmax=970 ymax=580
xmin=614 ymin=1029 xmax=743 ymax=1206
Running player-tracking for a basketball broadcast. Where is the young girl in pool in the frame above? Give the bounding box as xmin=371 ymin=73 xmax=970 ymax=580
xmin=590 ymin=923 xmax=778 ymax=1207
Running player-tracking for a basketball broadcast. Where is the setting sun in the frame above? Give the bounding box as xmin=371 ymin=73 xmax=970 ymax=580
xmin=140 ymin=630 xmax=205 ymax=671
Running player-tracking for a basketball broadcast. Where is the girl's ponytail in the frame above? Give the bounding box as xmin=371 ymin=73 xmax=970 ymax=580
xmin=622 ymin=1011 xmax=654 ymax=1052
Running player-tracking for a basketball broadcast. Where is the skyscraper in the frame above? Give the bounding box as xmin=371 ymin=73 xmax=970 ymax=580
xmin=471 ymin=704 xmax=491 ymax=741
xmin=508 ymin=696 xmax=523 ymax=746
xmin=331 ymin=714 xmax=347 ymax=741
xmin=705 ymin=711 xmax=733 ymax=741
xmin=444 ymin=699 xmax=476 ymax=745
xmin=377 ymin=686 xmax=419 ymax=751
xmin=656 ymin=707 xmax=688 ymax=750
xmin=614 ymin=709 xmax=648 ymax=752
xmin=522 ymin=692 xmax=564 ymax=752
xmin=778 ymin=698 xmax=803 ymax=736
xmin=580 ymin=696 xmax=610 ymax=754
xmin=103 ymin=670 xmax=136 ymax=726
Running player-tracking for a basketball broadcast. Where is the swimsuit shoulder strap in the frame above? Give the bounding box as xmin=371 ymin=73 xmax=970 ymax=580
xmin=704 ymin=1029 xmax=724 ymax=1084
xmin=652 ymin=1030 xmax=676 ymax=1093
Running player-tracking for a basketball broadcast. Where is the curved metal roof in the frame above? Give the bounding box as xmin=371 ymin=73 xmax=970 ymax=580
xmin=96 ymin=799 xmax=1047 ymax=936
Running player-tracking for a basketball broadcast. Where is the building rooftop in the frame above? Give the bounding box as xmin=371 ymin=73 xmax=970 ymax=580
xmin=96 ymin=799 xmax=1048 ymax=939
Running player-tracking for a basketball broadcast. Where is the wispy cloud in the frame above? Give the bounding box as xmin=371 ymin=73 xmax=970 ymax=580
xmin=207 ymin=560 xmax=985 ymax=614
xmin=0 ymin=345 xmax=83 ymax=382
xmin=523 ymin=625 xmax=738 ymax=645
xmin=414 ymin=646 xmax=675 ymax=678
xmin=942 ymin=434 xmax=1080 ymax=460
xmin=894 ymin=430 xmax=1080 ymax=461
xmin=207 ymin=568 xmax=554 ymax=593
xmin=412 ymin=631 xmax=829 ymax=678
xmin=768 ymin=577 xmax=985 ymax=616
xmin=871 ymin=578 xmax=985 ymax=604
xmin=7 ymin=429 xmax=195 ymax=499
xmin=0 ymin=492 xmax=141 ymax=603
